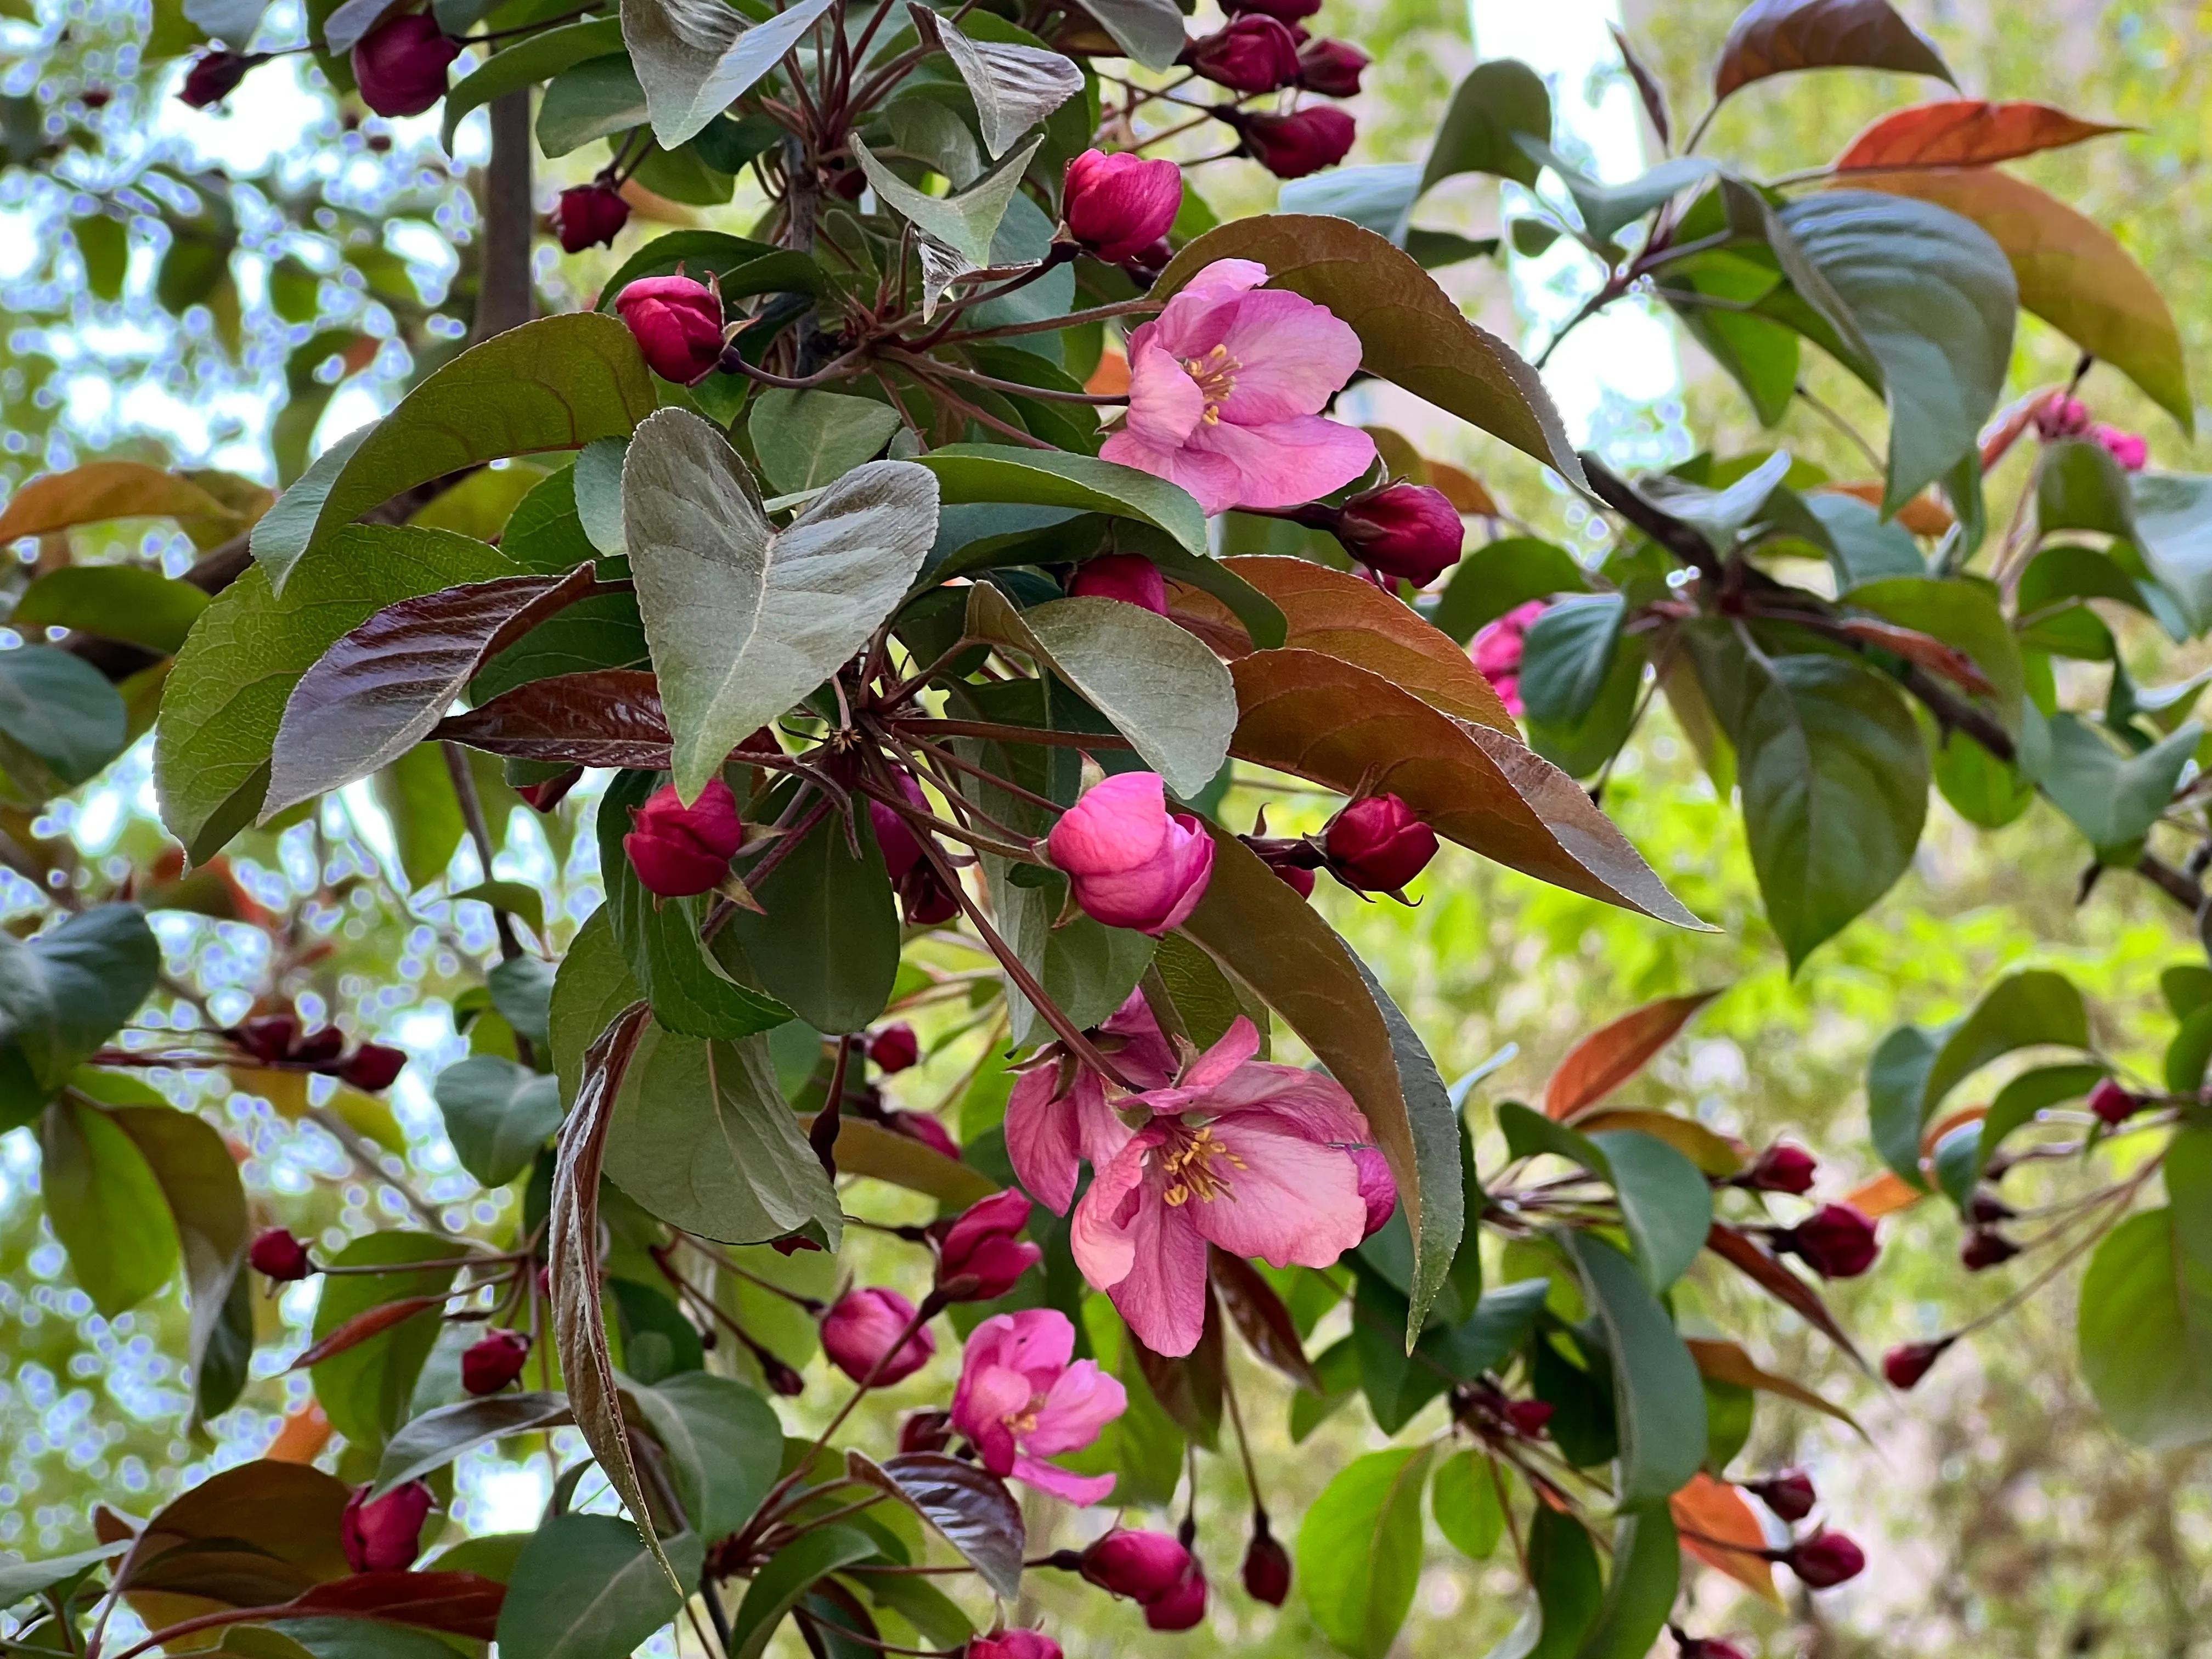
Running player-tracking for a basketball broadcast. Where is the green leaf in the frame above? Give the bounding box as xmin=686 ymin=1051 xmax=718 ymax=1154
xmin=373 ymin=744 xmax=465 ymax=892
xmin=622 ymin=0 xmax=833 ymax=150
xmin=495 ymin=1514 xmax=704 ymax=1659
xmin=1430 ymin=1450 xmax=1505 ymax=1560
xmin=38 ymin=1099 xmax=179 ymax=1317
xmin=1517 ymin=595 xmax=1624 ymax=727
xmin=1278 ymin=163 xmax=1423 ymax=240
xmin=439 ymin=16 xmax=625 ymax=150
xmin=1573 ymin=1512 xmax=1679 ymax=1659
xmin=719 ymin=803 xmax=899 ymax=1035
xmin=925 ymin=11 xmax=1082 ymax=157
xmin=0 ymin=1541 xmax=132 ymax=1611
xmin=1073 ymin=0 xmax=1182 ymax=69
xmin=1155 ymin=218 xmax=1584 ymax=488
xmin=1296 ymin=1446 xmax=1435 ymax=1659
xmin=489 ymin=954 xmax=556 ymax=1047
xmin=1847 ymin=574 xmax=2024 ymax=731
xmin=1564 ymin=1231 xmax=1705 ymax=1507
xmin=309 ymin=1232 xmax=462 ymax=1449
xmin=2078 ymin=1200 xmax=2212 ymax=1450
xmin=435 ymin=1056 xmax=564 ymax=1186
xmin=1587 ymin=1130 xmax=1712 ymax=1292
xmin=624 ymin=408 xmax=938 ymax=802
xmin=2127 ymin=472 xmax=2212 ymax=633
xmin=628 ymin=1371 xmax=783 ymax=1538
xmin=160 ymin=534 xmax=530 ymax=865
xmin=251 ymin=315 xmax=657 ymax=586
xmin=73 ymin=213 xmax=129 ymax=301
xmin=916 ymin=444 xmax=1209 ymax=556
xmin=1423 ymin=58 xmax=1551 ymax=191
xmin=747 ymin=390 xmax=902 ymax=496
xmin=0 ymin=645 xmax=129 ymax=792
xmin=0 ymin=907 xmax=158 ymax=1129
xmin=13 ymin=566 xmax=210 ymax=654
xmin=986 ymin=856 xmax=1155 ymax=1048
xmin=851 ymin=132 xmax=1045 ymax=272
xmin=1638 ymin=450 xmax=1793 ymax=552
xmin=1516 ymin=142 xmax=1718 ymax=245
xmin=1514 ymin=1509 xmax=1603 ymax=1659
xmin=1771 ymin=192 xmax=2016 ymax=512
xmin=1807 ymin=492 xmax=1925 ymax=588
xmin=1430 ymin=537 xmax=1589 ymax=644
xmin=2040 ymin=713 xmax=2199 ymax=859
xmin=730 ymin=1527 xmax=879 ymax=1659
xmin=373 ymin=1391 xmax=571 ymax=1497
xmin=535 ymin=53 xmax=650 ymax=155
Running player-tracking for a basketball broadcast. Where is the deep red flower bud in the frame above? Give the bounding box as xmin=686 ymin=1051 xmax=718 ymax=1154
xmin=870 ymin=776 xmax=930 ymax=884
xmin=1063 ymin=150 xmax=1182 ymax=264
xmin=81 ymin=87 xmax=112 ymax=109
xmin=1741 ymin=1141 xmax=1816 ymax=1194
xmin=888 ymin=1110 xmax=960 ymax=1159
xmin=337 ymin=1042 xmax=406 ymax=1092
xmin=1333 ymin=483 xmax=1463 ymax=585
xmin=937 ymin=1189 xmax=1042 ymax=1301
xmin=968 ymin=1631 xmax=1062 ymax=1659
xmin=613 ymin=273 xmax=726 ymax=385
xmin=821 ymin=1287 xmax=936 ymax=1385
xmin=1182 ymin=15 xmax=1301 ymax=93
xmin=1221 ymin=0 xmax=1322 ymax=21
xmin=249 ymin=1227 xmax=313 ymax=1282
xmin=1504 ymin=1398 xmax=1554 ymax=1438
xmin=1746 ymin=1468 xmax=1816 ymax=1523
xmin=1882 ymin=1335 xmax=1953 ymax=1390
xmin=1350 ymin=1146 xmax=1397 ymax=1239
xmin=351 ymin=14 xmax=458 ymax=119
xmin=461 ymin=1328 xmax=531 ymax=1395
xmin=236 ymin=1013 xmax=298 ymax=1063
xmin=1115 ymin=236 xmax=1173 ymax=284
xmin=1144 ymin=1556 xmax=1208 ymax=1630
xmin=1324 ymin=793 xmax=1438 ymax=893
xmin=1068 ymin=552 xmax=1169 ymax=614
xmin=550 ymin=182 xmax=629 ymax=254
xmin=1774 ymin=1203 xmax=1879 ymax=1279
xmin=341 ymin=1481 xmax=432 ymax=1572
xmin=515 ymin=766 xmax=584 ymax=812
xmin=1967 ymin=1189 xmax=2015 ymax=1224
xmin=1672 ymin=1632 xmax=1752 ymax=1659
xmin=179 ymin=49 xmax=262 ymax=108
xmin=624 ymin=778 xmax=744 ymax=897
xmin=899 ymin=862 xmax=963 ymax=926
xmin=1294 ymin=36 xmax=1368 ymax=97
xmin=869 ymin=1022 xmax=921 ymax=1074
xmin=899 ymin=1408 xmax=953 ymax=1455
xmin=1960 ymin=1228 xmax=2020 ymax=1271
xmin=1080 ymin=1530 xmax=1192 ymax=1601
xmin=1235 ymin=106 xmax=1356 ymax=179
xmin=292 ymin=1026 xmax=346 ymax=1065
xmin=1240 ymin=1521 xmax=1290 ymax=1605
xmin=2087 ymin=1076 xmax=2142 ymax=1126
xmin=763 ymin=1353 xmax=808 ymax=1395
xmin=1780 ymin=1529 xmax=1865 ymax=1589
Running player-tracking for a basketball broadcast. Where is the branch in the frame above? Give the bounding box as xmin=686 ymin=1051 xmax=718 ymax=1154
xmin=473 ymin=92 xmax=535 ymax=342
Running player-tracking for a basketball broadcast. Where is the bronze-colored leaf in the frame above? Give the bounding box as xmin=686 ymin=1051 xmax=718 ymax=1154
xmin=1833 ymin=617 xmax=1996 ymax=696
xmin=1704 ymin=1221 xmax=1866 ymax=1368
xmin=114 ymin=1460 xmax=353 ymax=1637
xmin=1569 ymin=1107 xmax=1746 ymax=1176
xmin=435 ymin=669 xmax=674 ymax=768
xmin=1712 ymin=0 xmax=1953 ymax=104
xmin=1670 ymin=1472 xmax=1781 ymax=1605
xmin=1835 ymin=98 xmax=2129 ymax=171
xmin=1683 ymin=1336 xmax=1864 ymax=1435
xmin=287 ymin=1571 xmax=507 ymax=1638
xmin=1209 ymin=1249 xmax=1321 ymax=1393
xmin=0 ymin=461 xmax=244 ymax=543
xmin=1132 ymin=1295 xmax=1223 ymax=1449
xmin=1545 ymin=991 xmax=1722 ymax=1120
xmin=286 ymin=1296 xmax=449 ymax=1371
xmin=845 ymin=1451 xmax=1025 ymax=1601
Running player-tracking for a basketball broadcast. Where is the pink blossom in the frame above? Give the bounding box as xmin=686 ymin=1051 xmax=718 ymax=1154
xmin=1044 ymin=771 xmax=1213 ymax=935
xmin=1005 ymin=989 xmax=1176 ymax=1214
xmin=1071 ymin=1018 xmax=1373 ymax=1355
xmin=2093 ymin=422 xmax=2149 ymax=471
xmin=1101 ymin=259 xmax=1374 ymax=516
xmin=821 ymin=1288 xmax=936 ymax=1385
xmin=951 ymin=1309 xmax=1126 ymax=1504
xmin=1470 ymin=600 xmax=1545 ymax=717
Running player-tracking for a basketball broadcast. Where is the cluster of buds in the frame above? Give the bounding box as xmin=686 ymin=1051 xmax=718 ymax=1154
xmin=1076 ymin=1528 xmax=1207 ymax=1630
xmin=817 ymin=1190 xmax=1043 ymax=1385
xmin=2032 ymin=393 xmax=2151 ymax=471
xmin=1181 ymin=0 xmax=1367 ymax=178
xmin=1240 ymin=792 xmax=1440 ymax=901
xmin=230 ymin=1012 xmax=407 ymax=1091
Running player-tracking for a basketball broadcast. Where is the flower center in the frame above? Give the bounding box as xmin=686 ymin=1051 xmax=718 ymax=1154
xmin=1159 ymin=1122 xmax=1246 ymax=1206
xmin=1004 ymin=1401 xmax=1043 ymax=1438
xmin=1181 ymin=343 xmax=1239 ymax=424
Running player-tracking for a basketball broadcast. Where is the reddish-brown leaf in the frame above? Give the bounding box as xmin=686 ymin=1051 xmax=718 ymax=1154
xmin=845 ymin=1452 xmax=1025 ymax=1600
xmin=115 ymin=1461 xmax=353 ymax=1635
xmin=1670 ymin=1472 xmax=1781 ymax=1605
xmin=287 ymin=1572 xmax=506 ymax=1639
xmin=1131 ymin=1292 xmax=1224 ymax=1449
xmin=1544 ymin=990 xmax=1722 ymax=1120
xmin=1835 ymin=618 xmax=1997 ymax=696
xmin=1570 ymin=1108 xmax=1747 ymax=1176
xmin=0 ymin=461 xmax=242 ymax=542
xmin=1842 ymin=1169 xmax=1923 ymax=1217
xmin=1225 ymin=649 xmax=1703 ymax=927
xmin=433 ymin=669 xmax=673 ymax=768
xmin=1684 ymin=1336 xmax=1864 ymax=1434
xmin=1705 ymin=1222 xmax=1867 ymax=1368
xmin=286 ymin=1296 xmax=448 ymax=1372
xmin=1713 ymin=0 xmax=1954 ymax=102
xmin=1426 ymin=461 xmax=1498 ymax=518
xmin=1209 ymin=1249 xmax=1322 ymax=1393
xmin=1835 ymin=99 xmax=2130 ymax=171
xmin=265 ymin=563 xmax=601 ymax=815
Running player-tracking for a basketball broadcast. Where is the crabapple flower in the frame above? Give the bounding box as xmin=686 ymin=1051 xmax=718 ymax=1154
xmin=1470 ymin=600 xmax=1545 ymax=716
xmin=613 ymin=275 xmax=726 ymax=385
xmin=1235 ymin=106 xmax=1357 ymax=179
xmin=1006 ymin=990 xmax=1175 ymax=1214
xmin=951 ymin=1309 xmax=1126 ymax=1503
xmin=1295 ymin=36 xmax=1369 ymax=97
xmin=1071 ymin=1017 xmax=1374 ymax=1355
xmin=821 ymin=1288 xmax=936 ymax=1385
xmin=1747 ymin=1469 xmax=1816 ymax=1522
xmin=1242 ymin=1521 xmax=1291 ymax=1604
xmin=1780 ymin=1530 xmax=1865 ymax=1589
xmin=2033 ymin=394 xmax=2092 ymax=441
xmin=1773 ymin=1203 xmax=1878 ymax=1279
xmin=1333 ymin=482 xmax=1463 ymax=585
xmin=624 ymin=778 xmax=743 ymax=896
xmin=1222 ymin=0 xmax=1321 ymax=19
xmin=2094 ymin=423 xmax=2149 ymax=470
xmin=887 ymin=1110 xmax=960 ymax=1159
xmin=1080 ymin=1529 xmax=1191 ymax=1600
xmin=1068 ymin=552 xmax=1169 ymax=614
xmin=1739 ymin=1141 xmax=1816 ymax=1193
xmin=1323 ymin=793 xmax=1437 ymax=893
xmin=970 ymin=1631 xmax=1062 ymax=1659
xmin=1063 ymin=150 xmax=1182 ymax=263
xmin=1146 ymin=1556 xmax=1209 ymax=1630
xmin=461 ymin=1330 xmax=529 ymax=1395
xmin=552 ymin=183 xmax=629 ymax=253
xmin=179 ymin=49 xmax=262 ymax=107
xmin=1045 ymin=771 xmax=1214 ymax=935
xmin=1882 ymin=1336 xmax=1953 ymax=1389
xmin=250 ymin=1228 xmax=312 ymax=1282
xmin=2089 ymin=1077 xmax=2142 ymax=1125
xmin=342 ymin=1481 xmax=431 ymax=1572
xmin=351 ymin=14 xmax=458 ymax=118
xmin=1099 ymin=259 xmax=1374 ymax=515
xmin=935 ymin=1189 xmax=1043 ymax=1301
xmin=338 ymin=1042 xmax=405 ymax=1091
xmin=868 ymin=1023 xmax=919 ymax=1073
xmin=1183 ymin=15 xmax=1301 ymax=93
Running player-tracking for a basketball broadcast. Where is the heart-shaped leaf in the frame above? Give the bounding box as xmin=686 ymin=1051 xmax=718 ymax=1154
xmin=623 ymin=0 xmax=834 ymax=150
xmin=916 ymin=5 xmax=1082 ymax=157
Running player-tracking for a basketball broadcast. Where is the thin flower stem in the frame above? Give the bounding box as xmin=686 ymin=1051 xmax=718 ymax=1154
xmin=933 ymin=296 xmax=1159 ymax=345
xmin=678 ymin=1235 xmax=826 ymax=1312
xmin=812 ymin=1035 xmax=853 ymax=1177
xmin=851 ymin=772 xmax=1039 ymax=862
xmin=1131 ymin=111 xmax=1218 ymax=151
xmin=1221 ymin=1357 xmax=1266 ymax=1514
xmin=898 ymin=733 xmax=1064 ymax=816
xmin=890 ymin=716 xmax=1132 ymax=752
xmin=888 ymin=349 xmax=1126 ymax=404
xmin=912 ymin=374 xmax=1059 ymax=449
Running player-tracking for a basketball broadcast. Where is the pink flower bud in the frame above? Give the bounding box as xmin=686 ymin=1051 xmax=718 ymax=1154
xmin=899 ymin=1408 xmax=952 ymax=1454
xmin=623 ymin=778 xmax=743 ymax=897
xmin=1183 ymin=15 xmax=1301 ymax=92
xmin=341 ymin=1481 xmax=432 ymax=1572
xmin=1470 ymin=600 xmax=1544 ymax=717
xmin=250 ymin=1228 xmax=313 ymax=1282
xmin=1144 ymin=1556 xmax=1208 ymax=1630
xmin=1504 ymin=1398 xmax=1554 ymax=1438
xmin=820 ymin=1288 xmax=935 ymax=1385
xmin=461 ymin=1329 xmax=530 ymax=1395
xmin=550 ymin=182 xmax=629 ymax=254
xmin=1780 ymin=1529 xmax=1865 ymax=1589
xmin=937 ymin=1189 xmax=1043 ymax=1301
xmin=2033 ymin=393 xmax=2092 ymax=441
xmin=1240 ymin=1523 xmax=1290 ymax=1605
xmin=969 ymin=1630 xmax=1062 ymax=1659
xmin=1235 ymin=106 xmax=1356 ymax=179
xmin=1080 ymin=1530 xmax=1192 ymax=1602
xmin=1221 ymin=0 xmax=1321 ymax=20
xmin=1882 ymin=1336 xmax=1952 ymax=1390
xmin=1774 ymin=1203 xmax=1878 ymax=1279
xmin=337 ymin=1042 xmax=405 ymax=1092
xmin=1349 ymin=1147 xmax=1397 ymax=1239
xmin=1324 ymin=793 xmax=1437 ymax=893
xmin=1063 ymin=150 xmax=1182 ymax=264
xmin=2093 ymin=423 xmax=2148 ymax=471
xmin=2088 ymin=1077 xmax=2142 ymax=1125
xmin=1960 ymin=1228 xmax=2019 ymax=1271
xmin=1333 ymin=483 xmax=1463 ymax=586
xmin=351 ymin=14 xmax=458 ymax=119
xmin=1741 ymin=1142 xmax=1816 ymax=1194
xmin=1068 ymin=552 xmax=1168 ymax=614
xmin=515 ymin=766 xmax=584 ymax=811
xmin=1045 ymin=772 xmax=1214 ymax=935
xmin=1746 ymin=1468 xmax=1815 ymax=1523
xmin=613 ymin=274 xmax=726 ymax=386
xmin=179 ymin=49 xmax=262 ymax=108
xmin=1295 ymin=36 xmax=1368 ymax=97
xmin=888 ymin=1110 xmax=961 ymax=1159
xmin=869 ymin=1023 xmax=920 ymax=1074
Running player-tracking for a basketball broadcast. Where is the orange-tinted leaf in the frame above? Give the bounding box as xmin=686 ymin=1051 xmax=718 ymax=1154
xmin=266 ymin=1402 xmax=334 ymax=1464
xmin=1571 ymin=1107 xmax=1748 ymax=1176
xmin=1835 ymin=618 xmax=1996 ymax=696
xmin=1167 ymin=557 xmax=1516 ymax=731
xmin=1086 ymin=348 xmax=1129 ymax=397
xmin=1836 ymin=99 xmax=2129 ymax=171
xmin=290 ymin=1571 xmax=506 ymax=1639
xmin=1426 ymin=461 xmax=1498 ymax=517
xmin=231 ymin=1065 xmax=313 ymax=1120
xmin=1224 ymin=649 xmax=1704 ymax=927
xmin=1670 ymin=1472 xmax=1781 ymax=1605
xmin=1818 ymin=481 xmax=1953 ymax=535
xmin=1843 ymin=1169 xmax=1922 ymax=1217
xmin=1838 ymin=168 xmax=2191 ymax=432
xmin=1684 ymin=1336 xmax=1865 ymax=1434
xmin=288 ymin=1296 xmax=448 ymax=1370
xmin=1544 ymin=990 xmax=1722 ymax=1119
xmin=1705 ymin=1221 xmax=1866 ymax=1367
xmin=1713 ymin=0 xmax=1953 ymax=103
xmin=0 ymin=461 xmax=243 ymax=543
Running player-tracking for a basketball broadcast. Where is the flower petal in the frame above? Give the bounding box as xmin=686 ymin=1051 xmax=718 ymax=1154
xmin=1070 ymin=1127 xmax=1160 ymax=1293
xmin=1099 ymin=428 xmax=1245 ymax=515
xmin=1192 ymin=415 xmax=1379 ymax=511
xmin=1045 ymin=772 xmax=1169 ymax=876
xmin=1011 ymin=1455 xmax=1118 ymax=1506
xmin=1103 ymin=1169 xmax=1211 ymax=1356
xmin=1186 ymin=1115 xmax=1368 ymax=1268
xmin=1005 ymin=1064 xmax=1083 ymax=1215
xmin=1200 ymin=1064 xmax=1369 ymax=1143
xmin=1027 ymin=1359 xmax=1127 ymax=1456
xmin=1122 ymin=338 xmax=1206 ymax=448
xmin=1149 ymin=259 xmax=1271 ymax=359
xmin=1211 ymin=290 xmax=1365 ymax=424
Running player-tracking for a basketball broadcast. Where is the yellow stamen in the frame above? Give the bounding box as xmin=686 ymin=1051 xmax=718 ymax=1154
xmin=1157 ymin=1124 xmax=1246 ymax=1205
xmin=1182 ymin=342 xmax=1239 ymax=425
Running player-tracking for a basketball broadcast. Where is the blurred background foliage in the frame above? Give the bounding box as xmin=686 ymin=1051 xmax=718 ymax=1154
xmin=1 ymin=0 xmax=2209 ymax=1652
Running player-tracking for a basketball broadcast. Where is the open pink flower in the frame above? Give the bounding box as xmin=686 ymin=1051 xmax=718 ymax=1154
xmin=1101 ymin=259 xmax=1374 ymax=515
xmin=1005 ymin=990 xmax=1176 ymax=1214
xmin=1072 ymin=1018 xmax=1372 ymax=1355
xmin=1470 ymin=600 xmax=1544 ymax=717
xmin=951 ymin=1309 xmax=1127 ymax=1504
xmin=1045 ymin=772 xmax=1213 ymax=935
